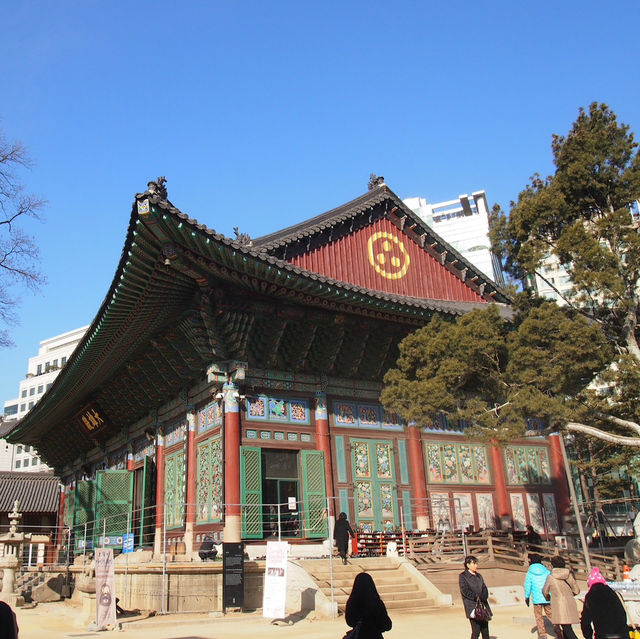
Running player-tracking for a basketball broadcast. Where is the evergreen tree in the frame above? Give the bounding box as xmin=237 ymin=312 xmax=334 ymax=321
xmin=383 ymin=103 xmax=640 ymax=447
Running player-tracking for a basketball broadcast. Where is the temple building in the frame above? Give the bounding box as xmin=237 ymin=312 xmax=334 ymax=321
xmin=9 ymin=177 xmax=570 ymax=556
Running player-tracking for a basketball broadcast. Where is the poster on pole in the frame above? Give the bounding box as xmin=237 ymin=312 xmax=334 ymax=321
xmin=262 ymin=541 xmax=288 ymax=619
xmin=95 ymin=548 xmax=116 ymax=629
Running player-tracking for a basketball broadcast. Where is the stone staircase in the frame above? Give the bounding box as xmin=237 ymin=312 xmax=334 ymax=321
xmin=297 ymin=557 xmax=443 ymax=613
xmin=15 ymin=569 xmax=47 ymax=602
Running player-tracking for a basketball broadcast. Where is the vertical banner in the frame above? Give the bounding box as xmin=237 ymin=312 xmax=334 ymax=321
xmin=95 ymin=548 xmax=116 ymax=629
xmin=263 ymin=541 xmax=288 ymax=619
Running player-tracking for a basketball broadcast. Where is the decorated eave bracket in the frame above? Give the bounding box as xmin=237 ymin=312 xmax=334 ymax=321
xmin=207 ymin=360 xmax=248 ymax=385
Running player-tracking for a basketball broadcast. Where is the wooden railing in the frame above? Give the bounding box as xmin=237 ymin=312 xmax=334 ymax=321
xmin=354 ymin=530 xmax=624 ymax=581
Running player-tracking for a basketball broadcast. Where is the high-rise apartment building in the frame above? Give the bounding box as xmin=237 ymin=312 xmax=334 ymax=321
xmin=403 ymin=191 xmax=504 ymax=285
xmin=1 ymin=325 xmax=88 ymax=471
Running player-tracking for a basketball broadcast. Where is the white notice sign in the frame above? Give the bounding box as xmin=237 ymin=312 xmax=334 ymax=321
xmin=262 ymin=541 xmax=288 ymax=619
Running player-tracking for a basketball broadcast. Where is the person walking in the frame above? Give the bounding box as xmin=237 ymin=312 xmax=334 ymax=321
xmin=541 ymin=555 xmax=580 ymax=639
xmin=344 ymin=572 xmax=392 ymax=639
xmin=459 ymin=555 xmax=492 ymax=639
xmin=334 ymin=511 xmax=355 ymax=565
xmin=581 ymin=567 xmax=628 ymax=639
xmin=524 ymin=553 xmax=552 ymax=639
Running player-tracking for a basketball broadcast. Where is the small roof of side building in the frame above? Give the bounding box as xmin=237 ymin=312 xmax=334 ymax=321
xmin=0 ymin=471 xmax=59 ymax=513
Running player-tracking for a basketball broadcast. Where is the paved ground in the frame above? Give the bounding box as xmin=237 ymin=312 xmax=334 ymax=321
xmin=15 ymin=600 xmax=550 ymax=639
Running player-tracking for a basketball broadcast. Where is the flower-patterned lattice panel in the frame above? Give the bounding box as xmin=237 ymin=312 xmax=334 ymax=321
xmin=165 ymin=419 xmax=186 ymax=448
xmin=356 ymin=481 xmax=374 ymax=518
xmin=353 ymin=442 xmax=371 ymax=478
xmin=333 ymin=401 xmax=404 ymax=430
xmin=381 ymin=410 xmax=403 ymax=431
xmin=376 ymin=444 xmax=393 ymax=479
xmin=196 ymin=442 xmax=211 ymax=522
xmin=459 ymin=445 xmax=474 ymax=483
xmin=505 ymin=446 xmax=552 ymax=485
xmin=442 ymin=444 xmax=460 ymax=482
xmin=427 ymin=444 xmax=443 ymax=482
xmin=425 ymin=442 xmax=490 ymax=485
xmin=245 ymin=396 xmax=310 ymax=425
xmin=198 ymin=401 xmax=222 ymax=434
xmin=196 ymin=437 xmax=223 ymax=523
xmin=335 ymin=402 xmax=357 ymax=425
xmin=379 ymin=483 xmax=394 ymax=518
xmin=359 ymin=405 xmax=379 ymax=428
xmin=165 ymin=451 xmax=185 ymax=529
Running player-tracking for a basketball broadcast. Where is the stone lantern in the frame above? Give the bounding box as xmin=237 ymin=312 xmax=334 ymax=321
xmin=0 ymin=500 xmax=27 ymax=606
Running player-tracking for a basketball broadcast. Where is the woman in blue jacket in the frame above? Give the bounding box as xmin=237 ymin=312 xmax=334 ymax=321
xmin=524 ymin=553 xmax=552 ymax=639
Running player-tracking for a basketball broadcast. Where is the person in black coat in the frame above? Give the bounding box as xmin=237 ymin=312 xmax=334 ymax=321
xmin=334 ymin=511 xmax=355 ymax=565
xmin=580 ymin=573 xmax=628 ymax=639
xmin=0 ymin=601 xmax=18 ymax=639
xmin=459 ymin=555 xmax=492 ymax=639
xmin=345 ymin=572 xmax=392 ymax=639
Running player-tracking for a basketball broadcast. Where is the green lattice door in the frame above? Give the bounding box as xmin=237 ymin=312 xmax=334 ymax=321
xmin=73 ymin=480 xmax=95 ymax=550
xmin=301 ymin=450 xmax=328 ymax=538
xmin=351 ymin=438 xmax=398 ymax=532
xmin=95 ymin=470 xmax=134 ymax=546
xmin=240 ymin=446 xmax=263 ymax=539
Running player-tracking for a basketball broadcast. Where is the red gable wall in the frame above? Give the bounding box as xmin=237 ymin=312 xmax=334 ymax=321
xmin=287 ymin=217 xmax=485 ymax=302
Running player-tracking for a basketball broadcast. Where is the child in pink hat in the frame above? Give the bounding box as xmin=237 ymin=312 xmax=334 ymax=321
xmin=586 ymin=567 xmax=607 ymax=588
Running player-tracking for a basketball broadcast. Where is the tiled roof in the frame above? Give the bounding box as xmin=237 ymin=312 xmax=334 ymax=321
xmin=251 ymin=184 xmax=510 ymax=304
xmin=0 ymin=472 xmax=59 ymax=513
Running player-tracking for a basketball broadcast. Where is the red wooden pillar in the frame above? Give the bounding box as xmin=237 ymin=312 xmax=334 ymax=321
xmin=407 ymin=426 xmax=429 ymax=530
xmin=490 ymin=445 xmax=510 ymax=526
xmin=314 ymin=391 xmax=335 ymax=516
xmin=127 ymin=446 xmax=134 ymax=471
xmin=185 ymin=407 xmax=197 ymax=554
xmin=223 ymin=381 xmax=242 ymax=543
xmin=153 ymin=425 xmax=165 ymax=556
xmin=548 ymin=433 xmax=570 ymax=531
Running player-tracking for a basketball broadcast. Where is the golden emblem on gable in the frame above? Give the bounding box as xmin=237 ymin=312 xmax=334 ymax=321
xmin=367 ymin=231 xmax=410 ymax=280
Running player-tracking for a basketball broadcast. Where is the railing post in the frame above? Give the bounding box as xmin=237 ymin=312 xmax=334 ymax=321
xmin=487 ymin=535 xmax=495 ymax=561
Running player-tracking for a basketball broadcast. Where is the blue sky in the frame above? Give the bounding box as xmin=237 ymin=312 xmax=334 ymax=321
xmin=1 ymin=1 xmax=639 ymax=405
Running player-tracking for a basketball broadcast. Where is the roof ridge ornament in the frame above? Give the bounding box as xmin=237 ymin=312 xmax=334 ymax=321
xmin=147 ymin=176 xmax=168 ymax=200
xmin=233 ymin=227 xmax=253 ymax=247
xmin=368 ymin=173 xmax=385 ymax=190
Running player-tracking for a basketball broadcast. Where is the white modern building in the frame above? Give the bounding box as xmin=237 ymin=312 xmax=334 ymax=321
xmin=1 ymin=325 xmax=88 ymax=471
xmin=403 ymin=191 xmax=504 ymax=285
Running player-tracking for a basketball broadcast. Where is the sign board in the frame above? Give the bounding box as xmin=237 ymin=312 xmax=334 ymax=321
xmin=122 ymin=533 xmax=134 ymax=554
xmin=75 ymin=402 xmax=110 ymax=437
xmin=288 ymin=497 xmax=297 ymax=510
xmin=263 ymin=541 xmax=288 ymax=619
xmin=223 ymin=542 xmax=244 ymax=609
xmin=95 ymin=548 xmax=116 ymax=629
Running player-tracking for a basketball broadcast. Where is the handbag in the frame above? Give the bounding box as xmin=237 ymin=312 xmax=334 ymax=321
xmin=342 ymin=619 xmax=362 ymax=639
xmin=471 ymin=598 xmax=492 ymax=622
